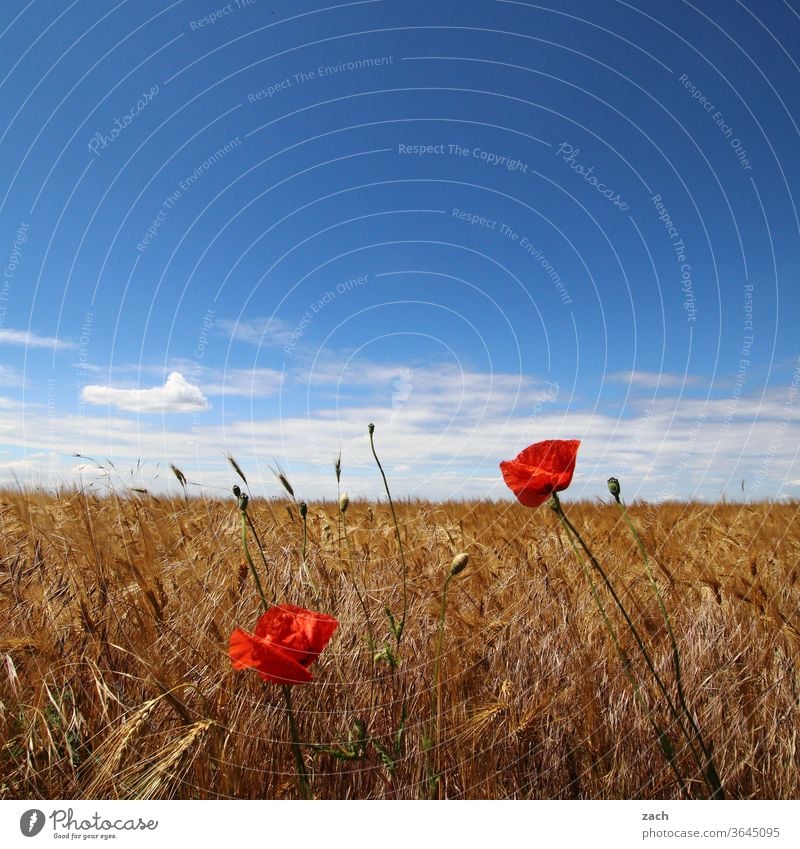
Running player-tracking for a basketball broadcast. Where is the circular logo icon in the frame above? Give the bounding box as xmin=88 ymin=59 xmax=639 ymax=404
xmin=20 ymin=810 xmax=46 ymax=837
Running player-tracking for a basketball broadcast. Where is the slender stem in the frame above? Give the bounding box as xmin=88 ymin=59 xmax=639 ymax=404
xmin=369 ymin=426 xmax=407 ymax=647
xmin=298 ymin=505 xmax=317 ymax=593
xmin=613 ymin=497 xmax=724 ymax=799
xmin=553 ymin=496 xmax=702 ymax=770
xmin=554 ymin=508 xmax=690 ymax=797
xmin=281 ymin=683 xmax=312 ymax=799
xmin=245 ymin=512 xmax=272 ymax=583
xmin=240 ymin=511 xmax=269 ymax=613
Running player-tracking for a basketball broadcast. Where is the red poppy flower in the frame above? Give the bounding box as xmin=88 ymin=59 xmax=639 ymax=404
xmin=500 ymin=439 xmax=581 ymax=508
xmin=229 ymin=604 xmax=338 ymax=685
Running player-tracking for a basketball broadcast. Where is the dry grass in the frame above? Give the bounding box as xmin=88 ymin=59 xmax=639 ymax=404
xmin=1 ymin=489 xmax=798 ymax=799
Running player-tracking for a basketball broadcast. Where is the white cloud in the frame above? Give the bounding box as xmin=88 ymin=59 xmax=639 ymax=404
xmin=0 ymin=328 xmax=73 ymax=350
xmin=2 ymin=359 xmax=798 ymax=501
xmin=0 ymin=365 xmax=25 ymax=388
xmin=609 ymin=371 xmax=700 ymax=389
xmin=218 ymin=316 xmax=295 ymax=347
xmin=74 ymin=361 xmax=283 ymax=398
xmin=80 ymin=371 xmax=209 ymax=413
xmin=197 ymin=367 xmax=284 ymax=397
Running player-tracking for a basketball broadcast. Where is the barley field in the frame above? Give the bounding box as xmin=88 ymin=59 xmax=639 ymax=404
xmin=1 ymin=489 xmax=798 ymax=799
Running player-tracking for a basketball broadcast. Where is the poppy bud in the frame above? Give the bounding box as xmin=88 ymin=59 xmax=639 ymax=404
xmin=232 ymin=484 xmax=241 ymax=498
xmin=339 ymin=492 xmax=349 ymax=513
xmin=238 ymin=492 xmax=249 ymax=512
xmin=368 ymin=422 xmax=375 ymax=436
xmin=299 ymin=501 xmax=308 ymax=519
xmin=607 ymin=477 xmax=621 ymax=500
xmin=450 ymin=553 xmax=469 ymax=576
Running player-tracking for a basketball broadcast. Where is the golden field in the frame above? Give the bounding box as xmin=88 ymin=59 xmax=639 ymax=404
xmin=1 ymin=489 xmax=798 ymax=799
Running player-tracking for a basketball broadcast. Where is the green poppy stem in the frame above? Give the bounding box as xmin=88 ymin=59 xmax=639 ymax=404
xmin=239 ymin=508 xmax=269 ymax=614
xmin=551 ymin=495 xmax=695 ymax=745
xmin=281 ymin=683 xmax=312 ymax=799
xmin=610 ymin=493 xmax=724 ymax=799
xmin=368 ymin=424 xmax=408 ymax=648
xmin=552 ymin=501 xmax=690 ymax=796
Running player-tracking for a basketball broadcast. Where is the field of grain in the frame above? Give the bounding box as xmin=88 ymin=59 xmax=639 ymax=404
xmin=1 ymin=489 xmax=798 ymax=799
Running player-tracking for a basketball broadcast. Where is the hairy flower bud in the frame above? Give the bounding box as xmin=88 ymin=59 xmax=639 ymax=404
xmin=232 ymin=484 xmax=241 ymax=498
xmin=450 ymin=552 xmax=469 ymax=576
xmin=339 ymin=492 xmax=350 ymax=513
xmin=237 ymin=492 xmax=249 ymax=512
xmin=607 ymin=477 xmax=621 ymax=500
xmin=299 ymin=501 xmax=308 ymax=519
xmin=368 ymin=422 xmax=375 ymax=436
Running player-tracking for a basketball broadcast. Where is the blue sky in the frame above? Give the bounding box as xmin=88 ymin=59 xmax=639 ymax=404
xmin=1 ymin=0 xmax=799 ymax=502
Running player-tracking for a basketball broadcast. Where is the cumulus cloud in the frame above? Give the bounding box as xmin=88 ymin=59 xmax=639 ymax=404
xmin=0 ymin=328 xmax=73 ymax=349
xmin=81 ymin=371 xmax=209 ymax=413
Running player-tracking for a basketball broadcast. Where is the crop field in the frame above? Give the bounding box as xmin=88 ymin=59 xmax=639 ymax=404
xmin=1 ymin=489 xmax=798 ymax=800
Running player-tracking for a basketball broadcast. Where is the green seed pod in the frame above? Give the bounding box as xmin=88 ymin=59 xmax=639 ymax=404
xmin=368 ymin=422 xmax=375 ymax=435
xmin=232 ymin=484 xmax=241 ymax=498
xmin=237 ymin=492 xmax=249 ymax=512
xmin=299 ymin=501 xmax=308 ymax=519
xmin=607 ymin=477 xmax=621 ymax=499
xmin=450 ymin=552 xmax=469 ymax=576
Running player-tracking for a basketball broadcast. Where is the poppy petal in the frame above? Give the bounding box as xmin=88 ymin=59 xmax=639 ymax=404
xmin=254 ymin=604 xmax=338 ymax=667
xmin=515 ymin=439 xmax=580 ymax=475
xmin=229 ymin=627 xmax=260 ymax=671
xmin=229 ymin=627 xmax=313 ymax=684
xmin=231 ymin=604 xmax=339 ymax=686
xmin=500 ymin=439 xmax=581 ymax=507
xmin=500 ymin=460 xmax=553 ymax=507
